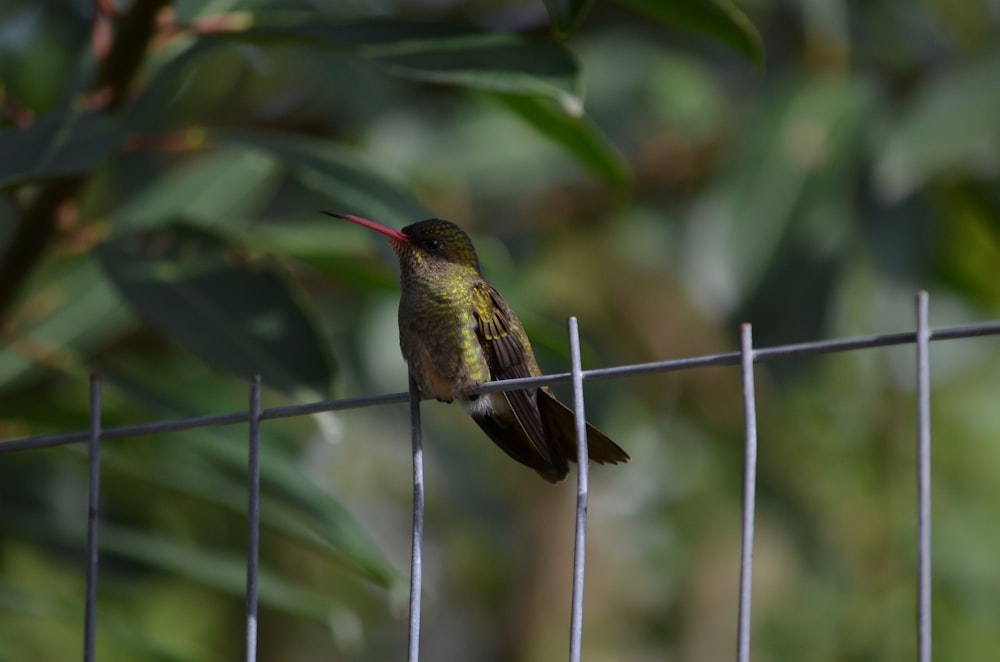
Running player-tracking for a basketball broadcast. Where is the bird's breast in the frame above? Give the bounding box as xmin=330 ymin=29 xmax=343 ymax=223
xmin=399 ymin=291 xmax=491 ymax=401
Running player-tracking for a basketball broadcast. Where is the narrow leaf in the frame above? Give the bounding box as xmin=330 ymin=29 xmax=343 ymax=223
xmin=491 ymin=93 xmax=632 ymax=191
xmin=111 ymin=146 xmax=282 ymax=233
xmin=102 ymin=444 xmax=398 ymax=587
xmin=681 ymin=77 xmax=869 ymax=314
xmin=367 ymin=37 xmax=583 ymax=116
xmin=212 ymin=16 xmax=585 ymax=114
xmin=543 ymin=0 xmax=597 ymax=37
xmin=97 ymin=224 xmax=334 ymax=399
xmin=211 ymin=128 xmax=427 ymax=227
xmin=97 ymin=523 xmax=352 ymax=623
xmin=0 ymin=256 xmax=135 ymax=393
xmin=0 ymin=106 xmax=124 ymax=187
xmin=95 ymin=356 xmax=399 ymax=587
xmin=875 ymin=51 xmax=1000 ymax=201
xmin=614 ymin=0 xmax=764 ymax=71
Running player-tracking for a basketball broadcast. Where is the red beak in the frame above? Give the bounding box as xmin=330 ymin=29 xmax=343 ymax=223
xmin=323 ymin=211 xmax=410 ymax=244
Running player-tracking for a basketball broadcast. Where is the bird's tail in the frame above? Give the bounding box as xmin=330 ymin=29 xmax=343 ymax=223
xmin=537 ymin=388 xmax=631 ymax=467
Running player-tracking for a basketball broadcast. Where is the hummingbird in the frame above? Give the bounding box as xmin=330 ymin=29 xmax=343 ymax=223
xmin=325 ymin=212 xmax=630 ymax=483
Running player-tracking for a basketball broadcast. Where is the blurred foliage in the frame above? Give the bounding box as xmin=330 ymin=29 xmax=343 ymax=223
xmin=1 ymin=0 xmax=1000 ymax=660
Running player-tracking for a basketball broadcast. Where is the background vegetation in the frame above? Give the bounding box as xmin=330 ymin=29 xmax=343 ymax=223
xmin=2 ymin=0 xmax=1000 ymax=660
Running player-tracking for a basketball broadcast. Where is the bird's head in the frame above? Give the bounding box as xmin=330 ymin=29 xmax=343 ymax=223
xmin=324 ymin=212 xmax=482 ymax=277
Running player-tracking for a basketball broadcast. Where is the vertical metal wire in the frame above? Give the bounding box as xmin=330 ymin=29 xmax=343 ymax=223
xmin=245 ymin=375 xmax=262 ymax=662
xmin=567 ymin=317 xmax=589 ymax=662
xmin=915 ymin=292 xmax=932 ymax=662
xmin=407 ymin=374 xmax=425 ymax=662
xmin=736 ymin=324 xmax=759 ymax=662
xmin=83 ymin=374 xmax=102 ymax=662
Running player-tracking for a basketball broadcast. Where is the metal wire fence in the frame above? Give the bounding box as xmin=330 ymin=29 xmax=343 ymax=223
xmin=2 ymin=291 xmax=1000 ymax=661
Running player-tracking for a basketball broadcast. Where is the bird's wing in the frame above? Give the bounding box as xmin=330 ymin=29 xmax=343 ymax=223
xmin=471 ymin=283 xmax=526 ymax=374
xmin=471 ymin=282 xmax=563 ymax=471
xmin=472 ymin=283 xmax=523 ymax=374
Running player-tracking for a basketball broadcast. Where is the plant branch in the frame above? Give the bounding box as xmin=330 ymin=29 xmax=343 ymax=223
xmin=0 ymin=0 xmax=169 ymax=319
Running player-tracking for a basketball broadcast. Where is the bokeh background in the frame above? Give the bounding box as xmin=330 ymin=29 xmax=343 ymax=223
xmin=2 ymin=0 xmax=1000 ymax=660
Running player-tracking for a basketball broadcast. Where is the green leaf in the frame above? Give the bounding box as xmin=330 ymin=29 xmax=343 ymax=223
xmin=366 ymin=36 xmax=584 ymax=116
xmin=234 ymin=219 xmax=404 ymax=291
xmin=94 ymin=354 xmax=399 ymax=588
xmin=215 ymin=17 xmax=585 ymax=115
xmin=111 ymin=145 xmax=282 ymax=233
xmin=874 ymin=51 xmax=1000 ymax=202
xmin=614 ymin=0 xmax=764 ymax=71
xmin=681 ymin=76 xmax=870 ymax=315
xmin=229 ymin=16 xmax=482 ymax=47
xmin=0 ymin=256 xmax=135 ymax=393
xmin=0 ymin=105 xmax=124 ymax=188
xmin=98 ymin=523 xmax=352 ymax=623
xmin=543 ymin=0 xmax=597 ymax=37
xmin=172 ymin=0 xmax=241 ymax=23
xmin=100 ymin=440 xmax=398 ymax=588
xmin=211 ymin=128 xmax=427 ymax=227
xmin=125 ymin=39 xmax=224 ymax=131
xmin=97 ymin=224 xmax=334 ymax=399
xmin=0 ymin=497 xmax=361 ymax=652
xmin=491 ymin=93 xmax=632 ymax=191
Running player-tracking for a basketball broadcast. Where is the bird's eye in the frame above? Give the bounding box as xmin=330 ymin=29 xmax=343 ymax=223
xmin=422 ymin=238 xmax=443 ymax=250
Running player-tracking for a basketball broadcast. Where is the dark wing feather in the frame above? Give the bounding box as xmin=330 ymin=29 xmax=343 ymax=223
xmin=471 ymin=282 xmax=567 ymax=478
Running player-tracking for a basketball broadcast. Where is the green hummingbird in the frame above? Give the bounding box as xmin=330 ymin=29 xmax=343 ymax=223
xmin=325 ymin=212 xmax=630 ymax=483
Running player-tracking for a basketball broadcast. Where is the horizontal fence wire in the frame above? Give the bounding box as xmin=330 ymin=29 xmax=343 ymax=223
xmin=2 ymin=321 xmax=999 ymax=455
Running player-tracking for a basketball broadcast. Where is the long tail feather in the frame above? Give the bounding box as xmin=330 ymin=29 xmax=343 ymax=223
xmin=536 ymin=389 xmax=630 ymax=466
xmin=472 ymin=410 xmax=570 ymax=483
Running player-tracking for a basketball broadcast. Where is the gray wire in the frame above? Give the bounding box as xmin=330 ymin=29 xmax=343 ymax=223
xmin=244 ymin=375 xmax=262 ymax=662
xmin=736 ymin=325 xmax=758 ymax=662
xmin=407 ymin=374 xmax=424 ymax=662
xmin=2 ymin=321 xmax=998 ymax=454
xmin=915 ymin=293 xmax=932 ymax=662
xmin=83 ymin=375 xmax=102 ymax=662
xmin=567 ymin=317 xmax=589 ymax=662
